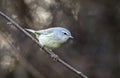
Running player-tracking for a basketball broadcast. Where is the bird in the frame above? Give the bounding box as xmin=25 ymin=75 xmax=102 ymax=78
xmin=25 ymin=27 xmax=73 ymax=50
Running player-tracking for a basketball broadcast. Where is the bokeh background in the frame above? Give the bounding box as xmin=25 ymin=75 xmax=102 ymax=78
xmin=0 ymin=0 xmax=120 ymax=78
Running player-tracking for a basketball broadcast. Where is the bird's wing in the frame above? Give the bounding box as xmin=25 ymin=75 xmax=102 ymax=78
xmin=35 ymin=29 xmax=53 ymax=35
xmin=25 ymin=28 xmax=53 ymax=35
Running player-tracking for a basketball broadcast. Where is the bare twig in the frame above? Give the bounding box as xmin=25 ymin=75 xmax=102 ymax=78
xmin=0 ymin=11 xmax=88 ymax=78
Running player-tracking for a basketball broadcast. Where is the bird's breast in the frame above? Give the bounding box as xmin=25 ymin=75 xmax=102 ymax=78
xmin=38 ymin=34 xmax=63 ymax=49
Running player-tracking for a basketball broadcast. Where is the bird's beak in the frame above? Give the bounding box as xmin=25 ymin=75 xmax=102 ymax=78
xmin=69 ymin=36 xmax=74 ymax=39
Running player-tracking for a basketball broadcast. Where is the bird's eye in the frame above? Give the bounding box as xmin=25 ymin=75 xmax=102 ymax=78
xmin=63 ymin=32 xmax=67 ymax=35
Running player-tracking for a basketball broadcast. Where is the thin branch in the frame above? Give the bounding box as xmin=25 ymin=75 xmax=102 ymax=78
xmin=0 ymin=11 xmax=88 ymax=78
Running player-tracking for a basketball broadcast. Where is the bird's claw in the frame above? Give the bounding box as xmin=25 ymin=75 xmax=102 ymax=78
xmin=50 ymin=53 xmax=59 ymax=61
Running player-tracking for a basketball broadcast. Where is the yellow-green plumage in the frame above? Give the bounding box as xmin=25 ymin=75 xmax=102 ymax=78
xmin=36 ymin=33 xmax=63 ymax=50
xmin=35 ymin=33 xmax=40 ymax=39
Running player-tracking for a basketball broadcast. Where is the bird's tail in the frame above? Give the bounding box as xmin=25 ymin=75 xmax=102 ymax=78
xmin=25 ymin=29 xmax=36 ymax=33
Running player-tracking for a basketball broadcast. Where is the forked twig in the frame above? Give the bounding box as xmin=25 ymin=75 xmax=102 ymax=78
xmin=0 ymin=11 xmax=88 ymax=78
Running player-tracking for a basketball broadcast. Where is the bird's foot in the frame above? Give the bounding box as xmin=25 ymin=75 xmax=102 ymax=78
xmin=50 ymin=53 xmax=59 ymax=61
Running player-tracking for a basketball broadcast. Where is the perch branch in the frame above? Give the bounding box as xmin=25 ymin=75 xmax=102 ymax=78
xmin=0 ymin=11 xmax=88 ymax=78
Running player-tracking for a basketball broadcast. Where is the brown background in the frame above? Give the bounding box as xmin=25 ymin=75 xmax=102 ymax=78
xmin=0 ymin=0 xmax=120 ymax=78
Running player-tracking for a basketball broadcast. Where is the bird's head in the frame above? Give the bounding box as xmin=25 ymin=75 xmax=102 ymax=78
xmin=53 ymin=27 xmax=73 ymax=43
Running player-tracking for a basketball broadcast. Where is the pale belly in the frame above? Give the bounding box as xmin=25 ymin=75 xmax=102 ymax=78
xmin=38 ymin=35 xmax=63 ymax=50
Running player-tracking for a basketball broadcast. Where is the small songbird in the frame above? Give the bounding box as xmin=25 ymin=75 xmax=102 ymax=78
xmin=25 ymin=27 xmax=73 ymax=50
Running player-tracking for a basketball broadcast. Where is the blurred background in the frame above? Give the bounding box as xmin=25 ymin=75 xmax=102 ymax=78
xmin=0 ymin=0 xmax=120 ymax=78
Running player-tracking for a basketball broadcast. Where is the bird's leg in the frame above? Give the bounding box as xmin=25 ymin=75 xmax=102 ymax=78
xmin=48 ymin=49 xmax=59 ymax=61
xmin=50 ymin=52 xmax=59 ymax=61
xmin=43 ymin=47 xmax=59 ymax=61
